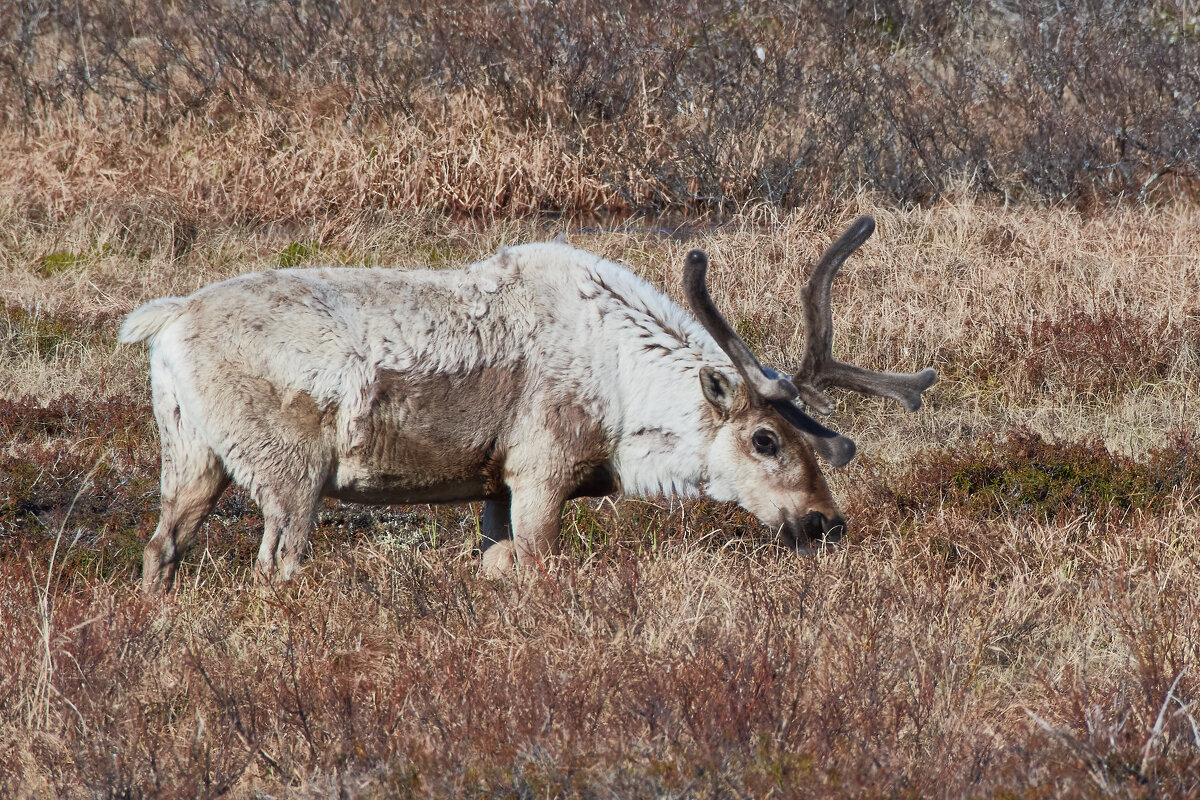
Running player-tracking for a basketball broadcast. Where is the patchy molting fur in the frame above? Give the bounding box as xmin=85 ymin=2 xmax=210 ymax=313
xmin=121 ymin=242 xmax=835 ymax=588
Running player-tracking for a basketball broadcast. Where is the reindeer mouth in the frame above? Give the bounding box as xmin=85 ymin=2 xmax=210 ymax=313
xmin=783 ymin=510 xmax=846 ymax=552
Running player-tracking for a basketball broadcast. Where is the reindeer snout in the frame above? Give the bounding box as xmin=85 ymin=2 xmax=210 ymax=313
xmin=791 ymin=510 xmax=845 ymax=548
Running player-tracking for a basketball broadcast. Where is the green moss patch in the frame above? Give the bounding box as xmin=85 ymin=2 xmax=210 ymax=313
xmin=858 ymin=427 xmax=1200 ymax=526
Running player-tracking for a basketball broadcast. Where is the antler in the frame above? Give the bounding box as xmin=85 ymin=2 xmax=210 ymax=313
xmin=683 ymin=249 xmax=798 ymax=403
xmin=794 ymin=216 xmax=937 ymax=415
xmin=684 ymin=249 xmax=857 ymax=467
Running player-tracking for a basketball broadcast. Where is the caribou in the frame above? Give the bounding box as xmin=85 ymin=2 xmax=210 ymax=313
xmin=120 ymin=216 xmax=935 ymax=591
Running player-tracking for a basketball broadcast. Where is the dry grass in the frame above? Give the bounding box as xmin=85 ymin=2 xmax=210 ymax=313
xmin=3 ymin=513 xmax=1200 ymax=797
xmin=4 ymin=192 xmax=1200 ymax=796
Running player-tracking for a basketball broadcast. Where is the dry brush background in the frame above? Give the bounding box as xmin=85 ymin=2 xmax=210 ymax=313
xmin=3 ymin=1 xmax=1200 ymax=797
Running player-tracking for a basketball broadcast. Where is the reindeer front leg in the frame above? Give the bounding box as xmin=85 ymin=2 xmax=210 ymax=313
xmin=480 ymin=479 xmax=566 ymax=578
xmin=480 ymin=497 xmax=514 ymax=576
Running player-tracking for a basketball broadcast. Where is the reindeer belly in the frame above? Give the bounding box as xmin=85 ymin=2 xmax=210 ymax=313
xmin=327 ymin=435 xmax=504 ymax=504
xmin=326 ymin=367 xmax=516 ymax=504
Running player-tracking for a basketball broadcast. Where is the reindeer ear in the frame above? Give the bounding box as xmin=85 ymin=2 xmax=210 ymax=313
xmin=699 ymin=367 xmax=746 ymax=417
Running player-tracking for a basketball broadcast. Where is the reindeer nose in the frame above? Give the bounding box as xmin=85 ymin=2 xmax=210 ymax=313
xmin=797 ymin=511 xmax=846 ymax=545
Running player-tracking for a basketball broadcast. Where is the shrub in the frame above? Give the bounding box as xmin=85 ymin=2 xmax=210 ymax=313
xmin=2 ymin=0 xmax=1197 ymax=213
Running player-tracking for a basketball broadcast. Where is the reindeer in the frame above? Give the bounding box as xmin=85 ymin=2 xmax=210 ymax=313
xmin=120 ymin=216 xmax=935 ymax=591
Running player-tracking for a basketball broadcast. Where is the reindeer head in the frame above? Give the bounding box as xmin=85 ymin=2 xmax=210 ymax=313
xmin=685 ymin=216 xmax=937 ymax=552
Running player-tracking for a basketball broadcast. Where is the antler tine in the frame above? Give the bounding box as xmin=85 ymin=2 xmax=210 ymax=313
xmin=684 ymin=249 xmax=798 ymax=404
xmin=773 ymin=399 xmax=857 ymax=467
xmin=795 ymin=216 xmax=938 ymax=414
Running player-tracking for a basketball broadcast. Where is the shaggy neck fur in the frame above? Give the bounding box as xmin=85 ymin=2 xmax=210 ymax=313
xmin=572 ymin=252 xmax=732 ymax=499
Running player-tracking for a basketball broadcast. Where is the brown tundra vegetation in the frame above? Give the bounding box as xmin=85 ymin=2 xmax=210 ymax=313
xmin=3 ymin=1 xmax=1200 ymax=797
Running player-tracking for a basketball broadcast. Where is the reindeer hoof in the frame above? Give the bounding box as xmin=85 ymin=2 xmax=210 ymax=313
xmin=481 ymin=540 xmax=516 ymax=578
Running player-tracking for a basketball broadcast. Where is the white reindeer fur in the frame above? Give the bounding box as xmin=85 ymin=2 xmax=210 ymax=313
xmin=122 ymin=242 xmax=837 ymax=587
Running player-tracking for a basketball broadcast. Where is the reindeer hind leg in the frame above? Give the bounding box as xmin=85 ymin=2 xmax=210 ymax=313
xmin=144 ymin=445 xmax=230 ymax=593
xmin=252 ymin=481 xmax=323 ymax=583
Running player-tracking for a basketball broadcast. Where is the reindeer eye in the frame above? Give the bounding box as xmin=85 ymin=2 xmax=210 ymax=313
xmin=752 ymin=428 xmax=780 ymax=457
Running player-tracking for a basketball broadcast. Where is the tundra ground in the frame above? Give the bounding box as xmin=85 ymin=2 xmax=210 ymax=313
xmin=3 ymin=196 xmax=1200 ymax=797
